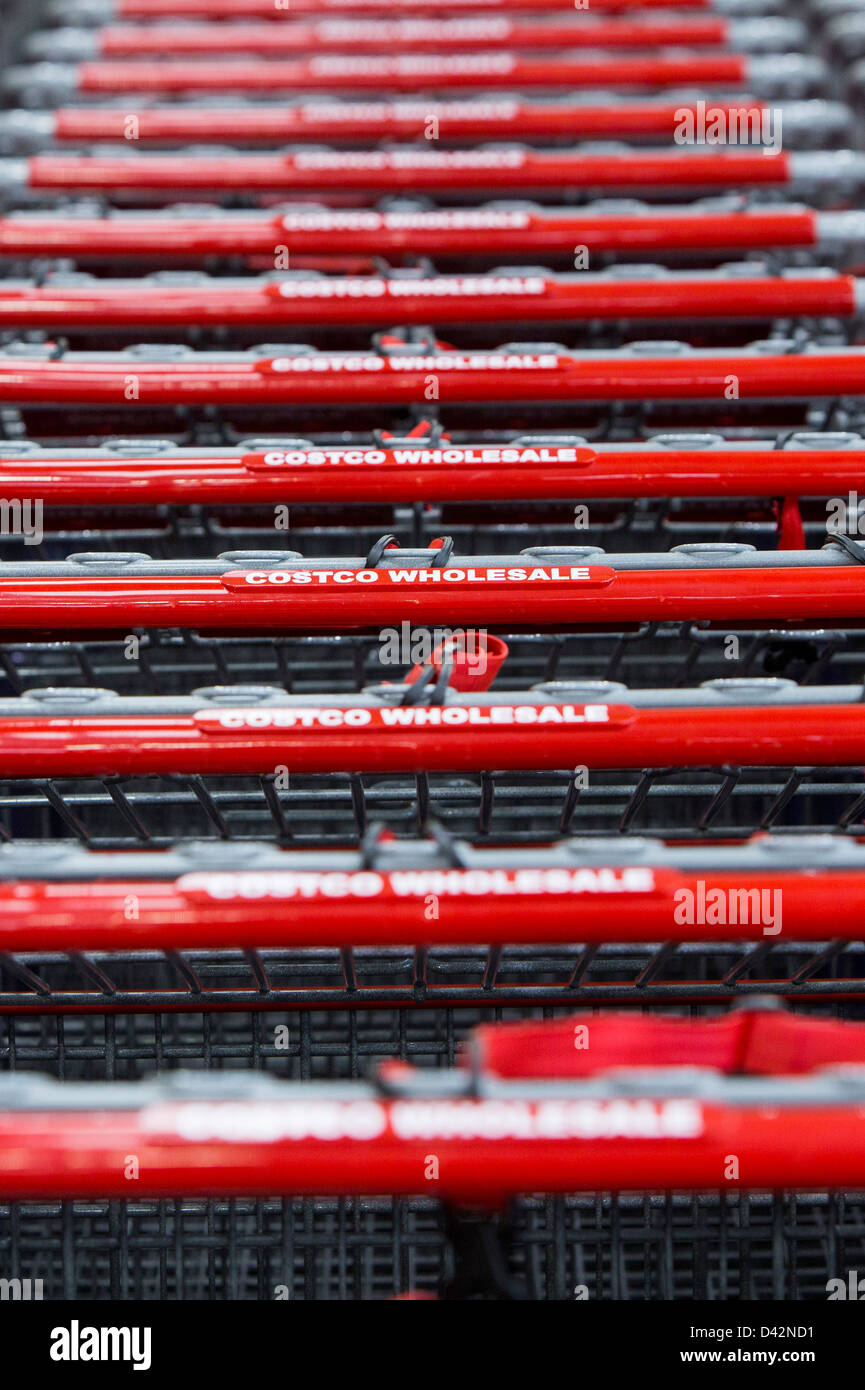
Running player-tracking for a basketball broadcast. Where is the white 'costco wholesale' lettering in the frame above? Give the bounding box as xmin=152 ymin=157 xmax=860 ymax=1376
xmin=176 ymin=865 xmax=658 ymax=901
xmin=140 ymin=1097 xmax=703 ymax=1143
xmin=192 ymin=703 xmax=628 ymax=733
xmin=275 ymin=276 xmax=546 ymax=300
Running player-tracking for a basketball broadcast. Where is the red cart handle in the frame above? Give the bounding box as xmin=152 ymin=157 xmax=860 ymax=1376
xmin=0 ymin=699 xmax=864 ymax=777
xmin=0 ymin=204 xmax=821 ymax=260
xmin=23 ymin=147 xmax=791 ymax=197
xmin=65 ymin=53 xmax=753 ymax=94
xmin=2 ymin=440 xmax=864 ymax=505
xmin=0 ymin=268 xmax=850 ymax=330
xmin=2 ymin=1091 xmax=862 ymax=1199
xmin=21 ymin=147 xmax=792 ymax=195
xmin=0 ymin=556 xmax=862 ymax=629
xmin=0 ymin=342 xmax=860 ymax=405
xmin=4 ymin=1007 xmax=865 ymax=1199
xmin=1 ymin=855 xmax=864 ymax=950
xmin=91 ymin=16 xmax=737 ymax=54
xmin=111 ymin=0 xmax=729 ymax=16
xmin=42 ymin=99 xmax=807 ymax=146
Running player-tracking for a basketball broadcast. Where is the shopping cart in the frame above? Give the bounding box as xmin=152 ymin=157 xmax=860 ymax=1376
xmin=2 ymin=0 xmax=865 ymax=1305
xmin=6 ymin=1006 xmax=865 ymax=1299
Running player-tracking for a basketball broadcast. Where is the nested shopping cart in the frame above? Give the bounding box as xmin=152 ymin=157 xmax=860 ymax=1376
xmin=3 ymin=0 xmax=865 ymax=1301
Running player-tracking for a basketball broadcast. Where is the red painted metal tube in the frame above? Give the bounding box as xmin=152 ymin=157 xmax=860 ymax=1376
xmin=0 ymin=701 xmax=863 ymax=777
xmin=115 ymin=0 xmax=721 ymax=14
xmin=0 ymin=1091 xmax=862 ymax=1198
xmin=0 ymin=867 xmax=862 ymax=951
xmin=50 ymin=99 xmax=774 ymax=145
xmin=23 ymin=148 xmax=793 ymax=194
xmin=5 ymin=1010 xmax=865 ymax=1198
xmin=23 ymin=148 xmax=791 ymax=194
xmin=95 ymin=17 xmax=735 ymax=54
xmin=0 ymin=444 xmax=862 ymax=505
xmin=70 ymin=53 xmax=751 ymax=94
xmin=0 ymin=206 xmax=818 ymax=258
xmin=0 ymin=563 xmax=863 ymax=630
xmin=0 ymin=271 xmax=848 ymax=330
xmin=0 ymin=346 xmax=856 ymax=405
